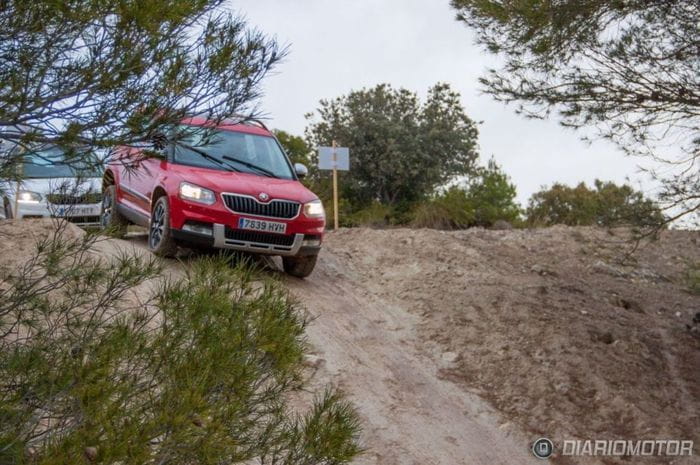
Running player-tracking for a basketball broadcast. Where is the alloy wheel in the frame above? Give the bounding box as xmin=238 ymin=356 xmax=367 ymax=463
xmin=101 ymin=192 xmax=112 ymax=227
xmin=149 ymin=202 xmax=165 ymax=249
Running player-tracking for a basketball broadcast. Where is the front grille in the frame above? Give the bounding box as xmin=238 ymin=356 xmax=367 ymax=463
xmin=225 ymin=227 xmax=295 ymax=247
xmin=222 ymin=194 xmax=300 ymax=219
xmin=47 ymin=192 xmax=101 ymax=205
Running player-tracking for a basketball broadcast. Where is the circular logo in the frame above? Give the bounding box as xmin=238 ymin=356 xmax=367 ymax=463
xmin=258 ymin=192 xmax=270 ymax=202
xmin=532 ymin=438 xmax=554 ymax=459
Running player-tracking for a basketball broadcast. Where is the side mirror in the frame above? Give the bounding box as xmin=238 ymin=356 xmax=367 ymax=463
xmin=294 ymin=163 xmax=308 ymax=178
xmin=151 ymin=131 xmax=168 ymax=151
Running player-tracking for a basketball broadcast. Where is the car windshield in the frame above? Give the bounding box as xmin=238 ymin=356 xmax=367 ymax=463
xmin=22 ymin=147 xmax=103 ymax=179
xmin=173 ymin=127 xmax=294 ymax=179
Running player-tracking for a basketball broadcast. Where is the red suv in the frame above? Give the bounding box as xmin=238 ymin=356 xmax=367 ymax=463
xmin=101 ymin=117 xmax=325 ymax=278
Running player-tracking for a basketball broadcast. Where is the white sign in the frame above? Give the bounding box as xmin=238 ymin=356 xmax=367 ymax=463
xmin=318 ymin=146 xmax=350 ymax=171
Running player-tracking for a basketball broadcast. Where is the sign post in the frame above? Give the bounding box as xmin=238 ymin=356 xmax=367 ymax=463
xmin=332 ymin=141 xmax=339 ymax=230
xmin=318 ymin=144 xmax=350 ymax=230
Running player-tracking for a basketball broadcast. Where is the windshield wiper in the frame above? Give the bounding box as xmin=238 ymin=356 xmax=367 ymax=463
xmin=222 ymin=155 xmax=278 ymax=178
xmin=182 ymin=145 xmax=241 ymax=173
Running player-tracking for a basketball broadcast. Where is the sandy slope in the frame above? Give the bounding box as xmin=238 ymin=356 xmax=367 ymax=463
xmin=106 ymin=229 xmax=540 ymax=463
xmin=4 ymin=220 xmax=698 ymax=465
xmin=283 ymin=248 xmax=539 ymax=465
xmin=289 ymin=227 xmax=699 ymax=465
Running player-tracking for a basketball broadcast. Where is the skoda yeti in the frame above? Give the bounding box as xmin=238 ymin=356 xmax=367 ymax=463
xmin=102 ymin=117 xmax=325 ymax=278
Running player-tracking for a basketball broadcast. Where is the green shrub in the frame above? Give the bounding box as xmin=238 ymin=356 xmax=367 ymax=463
xmin=466 ymin=159 xmax=521 ymax=227
xmin=411 ymin=159 xmax=521 ymax=230
xmin=685 ymin=262 xmax=700 ymax=295
xmin=526 ymin=180 xmax=666 ymax=228
xmin=344 ymin=202 xmax=395 ymax=227
xmin=411 ymin=187 xmax=475 ymax=229
xmin=0 ymin=224 xmax=362 ymax=464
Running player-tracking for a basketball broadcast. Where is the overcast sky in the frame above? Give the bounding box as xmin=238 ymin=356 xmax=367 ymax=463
xmin=232 ymin=0 xmax=656 ymax=205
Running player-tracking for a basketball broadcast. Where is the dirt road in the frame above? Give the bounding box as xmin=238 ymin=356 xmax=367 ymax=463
xmin=119 ymin=226 xmax=699 ymax=465
xmin=284 ymin=247 xmax=538 ymax=465
xmin=117 ymin=230 xmax=539 ymax=464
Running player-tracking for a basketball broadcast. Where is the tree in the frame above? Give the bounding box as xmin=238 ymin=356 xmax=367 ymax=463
xmin=525 ymin=179 xmax=665 ymax=228
xmin=305 ymin=83 xmax=479 ymax=207
xmin=0 ymin=0 xmax=283 ymax=182
xmin=273 ymin=129 xmax=330 ymax=202
xmin=412 ymin=158 xmax=521 ymax=229
xmin=0 ymin=223 xmax=362 ymax=463
xmin=274 ymin=129 xmax=312 ymax=166
xmin=0 ymin=2 xmax=364 ymax=459
xmin=465 ymin=158 xmax=520 ymax=227
xmin=451 ymin=0 xmax=699 ymax=225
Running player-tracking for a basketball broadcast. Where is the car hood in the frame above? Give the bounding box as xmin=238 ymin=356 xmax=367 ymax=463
xmin=172 ymin=165 xmax=319 ymax=204
xmin=1 ymin=177 xmax=102 ymax=198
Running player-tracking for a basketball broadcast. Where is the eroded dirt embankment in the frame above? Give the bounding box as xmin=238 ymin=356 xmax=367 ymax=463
xmin=289 ymin=226 xmax=699 ymax=465
xmin=4 ymin=220 xmax=699 ymax=465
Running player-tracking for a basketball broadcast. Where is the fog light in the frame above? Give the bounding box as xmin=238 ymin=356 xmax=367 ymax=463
xmin=302 ymin=238 xmax=321 ymax=247
xmin=182 ymin=222 xmax=213 ymax=236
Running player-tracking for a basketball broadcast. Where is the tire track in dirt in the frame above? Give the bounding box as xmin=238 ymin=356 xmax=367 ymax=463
xmin=283 ymin=247 xmax=539 ymax=465
xmin=120 ymin=231 xmax=539 ymax=464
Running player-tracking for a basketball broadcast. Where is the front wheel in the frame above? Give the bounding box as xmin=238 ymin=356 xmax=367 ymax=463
xmin=148 ymin=196 xmax=178 ymax=257
xmin=282 ymin=254 xmax=318 ymax=278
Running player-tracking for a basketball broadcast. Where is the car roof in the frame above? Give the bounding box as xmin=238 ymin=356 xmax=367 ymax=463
xmin=181 ymin=117 xmax=273 ymax=137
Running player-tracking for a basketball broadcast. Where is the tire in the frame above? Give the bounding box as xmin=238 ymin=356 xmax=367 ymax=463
xmin=101 ymin=185 xmax=128 ymax=237
xmin=148 ymin=196 xmax=178 ymax=258
xmin=3 ymin=197 xmax=13 ymax=219
xmin=282 ymin=254 xmax=318 ymax=278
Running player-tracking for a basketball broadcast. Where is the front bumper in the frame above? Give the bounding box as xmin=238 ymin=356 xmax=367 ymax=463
xmin=169 ymin=194 xmax=324 ymax=256
xmin=8 ymin=201 xmax=102 ymax=227
xmin=172 ymin=223 xmax=321 ymax=257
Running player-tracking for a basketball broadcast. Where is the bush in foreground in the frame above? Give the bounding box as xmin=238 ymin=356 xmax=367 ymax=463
xmin=0 ymin=223 xmax=361 ymax=464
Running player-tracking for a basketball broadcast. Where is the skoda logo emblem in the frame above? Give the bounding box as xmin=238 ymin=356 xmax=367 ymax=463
xmin=258 ymin=192 xmax=270 ymax=201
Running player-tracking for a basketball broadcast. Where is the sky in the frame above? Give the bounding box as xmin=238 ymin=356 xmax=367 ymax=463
xmin=231 ymin=0 xmax=657 ymax=205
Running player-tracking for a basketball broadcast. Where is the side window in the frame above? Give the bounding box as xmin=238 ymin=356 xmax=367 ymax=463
xmin=165 ymin=140 xmax=176 ymax=162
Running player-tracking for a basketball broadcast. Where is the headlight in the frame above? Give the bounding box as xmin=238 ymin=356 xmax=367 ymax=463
xmin=17 ymin=191 xmax=42 ymax=203
xmin=179 ymin=182 xmax=215 ymax=205
xmin=303 ymin=199 xmax=325 ymax=218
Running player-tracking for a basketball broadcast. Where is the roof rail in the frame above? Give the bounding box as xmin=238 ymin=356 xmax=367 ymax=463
xmin=192 ymin=112 xmax=269 ymax=131
xmin=241 ymin=118 xmax=269 ymax=131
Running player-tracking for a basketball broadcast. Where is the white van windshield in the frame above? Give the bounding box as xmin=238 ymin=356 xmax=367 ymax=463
xmin=22 ymin=147 xmax=103 ymax=179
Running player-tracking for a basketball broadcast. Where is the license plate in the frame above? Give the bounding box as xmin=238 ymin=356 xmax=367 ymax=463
xmin=54 ymin=205 xmax=100 ymax=217
xmin=238 ymin=217 xmax=287 ymax=234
